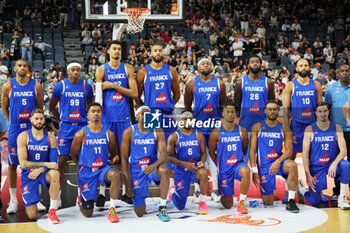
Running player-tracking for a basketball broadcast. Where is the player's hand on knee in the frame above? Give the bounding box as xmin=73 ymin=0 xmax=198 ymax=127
xmin=142 ymin=164 xmax=156 ymax=175
xmin=46 ymin=162 xmax=58 ymax=170
xmin=126 ymin=184 xmax=134 ymax=198
xmin=197 ymin=161 xmax=205 ymax=169
xmin=327 ymin=162 xmax=337 ymax=178
xmin=182 ymin=162 xmax=197 ymax=173
xmin=269 ymin=161 xmax=280 ymax=175
xmin=305 ymin=173 xmax=315 ymax=191
xmin=28 ymin=168 xmax=44 ymax=180
xmin=252 ymin=173 xmax=260 ymax=188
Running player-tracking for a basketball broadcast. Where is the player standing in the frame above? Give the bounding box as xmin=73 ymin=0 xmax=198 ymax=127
xmin=70 ymin=102 xmax=121 ymax=222
xmin=1 ymin=59 xmax=44 ymax=213
xmin=17 ymin=109 xmax=60 ymax=223
xmin=49 ymin=63 xmax=94 ymax=206
xmin=250 ymin=100 xmax=299 ymax=212
xmin=208 ymin=99 xmax=250 ymax=213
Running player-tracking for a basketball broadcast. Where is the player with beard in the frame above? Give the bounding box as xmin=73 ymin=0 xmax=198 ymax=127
xmin=17 ymin=109 xmax=60 ymax=223
xmin=184 ymin=58 xmax=226 ymax=203
xmin=208 ymin=99 xmax=250 ymax=213
xmin=283 ymin=58 xmax=322 ymax=203
xmin=166 ymin=111 xmax=209 ymax=214
xmin=136 ymin=44 xmax=180 ymax=199
xmin=95 ymin=40 xmax=138 ymax=206
xmin=234 ymin=55 xmax=275 ymax=133
xmin=1 ymin=59 xmax=44 ymax=214
xmin=49 ymin=63 xmax=94 ymax=208
xmin=250 ymin=100 xmax=299 ymax=212
xmin=299 ymin=102 xmax=350 ymax=209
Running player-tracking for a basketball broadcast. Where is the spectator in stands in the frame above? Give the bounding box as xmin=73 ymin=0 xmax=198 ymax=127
xmin=211 ymin=48 xmax=222 ymax=66
xmin=92 ymin=27 xmax=101 ymax=39
xmin=50 ymin=14 xmax=61 ymax=28
xmin=23 ymin=5 xmax=32 ymax=20
xmin=98 ymin=52 xmax=106 ymax=64
xmin=325 ymin=47 xmax=335 ymax=69
xmin=311 ymin=62 xmax=322 ymax=79
xmin=269 ymin=12 xmax=279 ymax=28
xmin=290 ymin=50 xmax=301 ymax=65
xmin=161 ymin=31 xmax=172 ymax=44
xmin=315 ymin=71 xmax=328 ymax=94
xmin=256 ymin=24 xmax=266 ymax=54
xmin=0 ymin=59 xmax=8 ymax=90
xmin=313 ymin=36 xmax=323 ymax=50
xmin=30 ymin=8 xmax=42 ymax=23
xmin=14 ymin=9 xmax=22 ymax=24
xmin=32 ymin=70 xmax=43 ymax=84
xmin=81 ymin=26 xmax=90 ymax=39
xmin=44 ymin=86 xmax=53 ymax=111
xmin=314 ymin=49 xmax=325 ymax=64
xmin=217 ymin=31 xmax=228 ymax=55
xmin=55 ymin=62 xmax=66 ymax=77
xmin=0 ymin=44 xmax=10 ymax=66
xmin=81 ymin=31 xmax=93 ymax=53
xmin=20 ymin=32 xmax=34 ymax=65
xmin=94 ymin=38 xmax=104 ymax=56
xmin=88 ymin=59 xmax=98 ymax=73
xmin=164 ymin=40 xmax=174 ymax=56
xmin=241 ymin=12 xmax=249 ymax=36
xmin=339 ymin=47 xmax=350 ymax=64
xmin=34 ymin=37 xmax=52 ymax=54
xmin=150 ymin=26 xmax=160 ymax=39
xmin=172 ymin=31 xmax=180 ymax=43
xmin=210 ymin=31 xmax=219 ymax=46
xmin=304 ymin=48 xmax=314 ymax=64
xmin=232 ymin=37 xmax=243 ymax=59
xmin=9 ymin=30 xmax=21 ymax=60
xmin=58 ymin=0 xmax=69 ymax=28
xmin=222 ymin=50 xmax=233 ymax=72
xmin=223 ymin=75 xmax=234 ymax=99
xmin=42 ymin=15 xmax=51 ymax=28
xmin=44 ymin=73 xmax=54 ymax=90
xmin=291 ymin=19 xmax=301 ymax=31
xmin=292 ymin=38 xmax=300 ymax=51
xmin=192 ymin=21 xmax=203 ymax=34
xmin=202 ymin=22 xmax=210 ymax=34
xmin=250 ymin=34 xmax=262 ymax=57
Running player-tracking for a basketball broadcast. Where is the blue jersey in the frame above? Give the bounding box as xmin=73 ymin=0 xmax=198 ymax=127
xmin=78 ymin=126 xmax=110 ymax=169
xmin=102 ymin=62 xmax=131 ymax=122
xmin=309 ymin=122 xmax=339 ymax=170
xmin=240 ymin=75 xmax=269 ymax=130
xmin=52 ymin=79 xmax=93 ymax=124
xmin=129 ymin=124 xmax=158 ymax=173
xmin=144 ymin=64 xmax=174 ymax=112
xmin=9 ymin=77 xmax=37 ymax=127
xmin=193 ymin=75 xmax=221 ymax=134
xmin=174 ymin=130 xmax=201 ymax=173
xmin=22 ymin=129 xmax=50 ymax=175
xmin=257 ymin=121 xmax=284 ymax=174
xmin=216 ymin=125 xmax=245 ymax=175
xmin=291 ymin=79 xmax=317 ymax=124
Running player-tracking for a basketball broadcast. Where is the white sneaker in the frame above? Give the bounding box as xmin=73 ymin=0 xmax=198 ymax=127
xmin=211 ymin=190 xmax=221 ymax=203
xmin=338 ymin=195 xmax=350 ymax=210
xmin=56 ymin=199 xmax=62 ymax=209
xmin=37 ymin=202 xmax=46 ymax=212
xmin=192 ymin=190 xmax=200 ymax=204
xmin=6 ymin=200 xmax=18 ymax=214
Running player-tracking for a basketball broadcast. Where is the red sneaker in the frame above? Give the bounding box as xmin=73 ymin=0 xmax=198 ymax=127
xmin=237 ymin=200 xmax=248 ymax=214
xmin=48 ymin=209 xmax=60 ymax=224
xmin=108 ymin=207 xmax=120 ymax=223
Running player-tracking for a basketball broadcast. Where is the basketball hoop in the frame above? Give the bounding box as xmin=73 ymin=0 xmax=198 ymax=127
xmin=123 ymin=8 xmax=151 ymax=34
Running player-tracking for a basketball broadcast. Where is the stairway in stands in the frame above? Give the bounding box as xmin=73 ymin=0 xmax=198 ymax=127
xmin=63 ymin=29 xmax=87 ymax=77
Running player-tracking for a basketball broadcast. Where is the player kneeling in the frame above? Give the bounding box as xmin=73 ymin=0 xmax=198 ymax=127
xmin=299 ymin=102 xmax=350 ymax=209
xmin=208 ymin=100 xmax=250 ymax=214
xmin=167 ymin=111 xmax=209 ymax=214
xmin=250 ymin=100 xmax=299 ymax=213
xmin=18 ymin=109 xmax=60 ymax=223
xmin=71 ymin=103 xmax=121 ymax=223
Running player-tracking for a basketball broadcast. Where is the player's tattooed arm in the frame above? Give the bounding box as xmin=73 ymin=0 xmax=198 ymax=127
xmin=208 ymin=128 xmax=219 ymax=165
xmin=70 ymin=129 xmax=84 ymax=165
xmin=233 ymin=78 xmax=242 ymax=115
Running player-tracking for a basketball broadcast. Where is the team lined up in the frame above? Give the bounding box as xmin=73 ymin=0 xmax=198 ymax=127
xmin=1 ymin=40 xmax=350 ymax=224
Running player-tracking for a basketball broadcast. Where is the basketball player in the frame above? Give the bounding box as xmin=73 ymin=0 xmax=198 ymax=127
xmin=95 ymin=40 xmax=138 ymax=205
xmin=234 ymin=55 xmax=275 ymax=132
xmin=49 ymin=62 xmax=94 ymax=207
xmin=70 ymin=102 xmax=121 ymax=222
xmin=299 ymin=102 xmax=350 ymax=209
xmin=17 ymin=109 xmax=60 ymax=223
xmin=250 ymin=100 xmax=299 ymax=212
xmin=1 ymin=59 xmax=44 ymax=214
xmin=135 ymin=43 xmax=180 ymax=202
xmin=167 ymin=111 xmax=209 ymax=214
xmin=184 ymin=58 xmax=226 ymax=203
xmin=208 ymin=99 xmax=250 ymax=213
xmin=283 ymin=58 xmax=322 ymax=203
xmin=121 ymin=105 xmax=170 ymax=222
xmin=324 ymin=64 xmax=350 ymax=204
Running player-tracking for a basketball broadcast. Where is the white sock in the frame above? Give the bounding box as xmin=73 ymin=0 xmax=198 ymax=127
xmin=240 ymin=194 xmax=247 ymax=202
xmin=110 ymin=198 xmax=118 ymax=208
xmin=170 ymin=178 xmax=174 ymax=186
xmin=9 ymin=188 xmax=17 ymax=201
xmin=58 ymin=190 xmax=62 ymax=200
xmin=199 ymin=194 xmax=206 ymax=202
xmin=122 ymin=184 xmax=126 ymax=195
xmin=194 ymin=182 xmax=200 ymax=193
xmin=50 ymin=199 xmax=57 ymax=210
xmin=99 ymin=185 xmax=106 ymax=196
xmin=160 ymin=198 xmax=167 ymax=207
xmin=340 ymin=183 xmax=348 ymax=197
xmin=208 ymin=155 xmax=218 ymax=190
xmin=288 ymin=190 xmax=296 ymax=200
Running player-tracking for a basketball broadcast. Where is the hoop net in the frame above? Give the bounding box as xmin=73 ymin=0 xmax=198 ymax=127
xmin=123 ymin=8 xmax=151 ymax=34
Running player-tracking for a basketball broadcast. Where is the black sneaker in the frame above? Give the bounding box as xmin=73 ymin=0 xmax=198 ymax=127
xmin=121 ymin=194 xmax=133 ymax=205
xmin=286 ymin=199 xmax=299 ymax=213
xmin=96 ymin=194 xmax=106 ymax=207
xmin=330 ymin=195 xmax=338 ymax=208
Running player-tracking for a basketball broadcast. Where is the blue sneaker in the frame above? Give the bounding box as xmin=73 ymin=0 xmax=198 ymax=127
xmin=282 ymin=190 xmax=288 ymax=204
xmin=158 ymin=207 xmax=170 ymax=222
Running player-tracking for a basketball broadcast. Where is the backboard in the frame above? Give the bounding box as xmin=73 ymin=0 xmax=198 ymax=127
xmin=83 ymin=0 xmax=184 ymax=23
